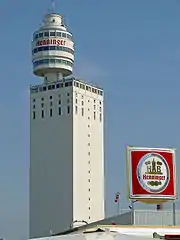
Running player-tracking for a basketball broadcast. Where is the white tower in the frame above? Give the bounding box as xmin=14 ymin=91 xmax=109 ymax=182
xmin=30 ymin=5 xmax=105 ymax=239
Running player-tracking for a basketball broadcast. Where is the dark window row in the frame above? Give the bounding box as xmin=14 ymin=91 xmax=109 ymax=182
xmin=31 ymin=81 xmax=72 ymax=93
xmin=30 ymin=80 xmax=103 ymax=97
xmin=32 ymin=46 xmax=74 ymax=54
xmin=75 ymin=98 xmax=102 ymax=106
xmin=32 ymin=99 xmax=70 ymax=109
xmin=74 ymin=81 xmax=103 ymax=96
xmin=33 ymin=58 xmax=73 ymax=68
xmin=32 ymin=106 xmax=70 ymax=119
xmin=33 ymin=31 xmax=73 ymax=40
xmin=32 ymin=107 xmax=102 ymax=121
xmin=75 ymin=106 xmax=102 ymax=121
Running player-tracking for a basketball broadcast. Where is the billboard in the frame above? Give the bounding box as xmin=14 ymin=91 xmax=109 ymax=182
xmin=126 ymin=146 xmax=177 ymax=202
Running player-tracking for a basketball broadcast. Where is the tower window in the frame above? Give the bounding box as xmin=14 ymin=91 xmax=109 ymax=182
xmin=88 ymin=189 xmax=90 ymax=192
xmin=33 ymin=111 xmax=35 ymax=119
xmin=86 ymin=86 xmax=91 ymax=91
xmin=39 ymin=32 xmax=43 ymax=38
xmin=62 ymin=32 xmax=66 ymax=38
xmin=50 ymin=31 xmax=55 ymax=36
xmin=82 ymin=108 xmax=84 ymax=116
xmin=41 ymin=98 xmax=44 ymax=101
xmin=89 ymin=216 xmax=91 ymax=220
xmin=82 ymin=101 xmax=84 ymax=106
xmin=67 ymin=106 xmax=70 ymax=114
xmin=58 ymin=107 xmax=61 ymax=115
xmin=94 ymin=112 xmax=96 ymax=120
xmin=33 ymin=99 xmax=35 ymax=102
xmin=75 ymin=99 xmax=78 ymax=104
xmin=88 ymin=134 xmax=90 ymax=137
xmin=75 ymin=106 xmax=78 ymax=114
xmin=100 ymin=107 xmax=101 ymax=112
xmin=67 ymin=99 xmax=70 ymax=103
xmin=50 ymin=109 xmax=52 ymax=117
xmin=33 ymin=104 xmax=35 ymax=109
xmin=88 ymin=152 xmax=90 ymax=156
xmin=41 ymin=103 xmax=44 ymax=108
xmin=65 ymin=82 xmax=72 ymax=87
xmin=39 ymin=87 xmax=43 ymax=92
xmin=44 ymin=31 xmax=49 ymax=37
xmin=57 ymin=32 xmax=61 ymax=37
xmin=88 ymin=143 xmax=90 ymax=146
xmin=100 ymin=113 xmax=102 ymax=122
xmin=50 ymin=96 xmax=52 ymax=99
xmin=50 ymin=101 xmax=53 ymax=106
xmin=59 ymin=100 xmax=61 ymax=105
xmin=42 ymin=110 xmax=44 ymax=118
xmin=67 ymin=93 xmax=70 ymax=96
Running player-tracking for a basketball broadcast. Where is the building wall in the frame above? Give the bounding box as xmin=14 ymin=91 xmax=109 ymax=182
xmin=30 ymin=79 xmax=104 ymax=238
xmin=134 ymin=210 xmax=176 ymax=226
xmin=83 ymin=209 xmax=180 ymax=229
xmin=30 ymin=85 xmax=74 ymax=238
xmin=73 ymin=83 xmax=104 ymax=223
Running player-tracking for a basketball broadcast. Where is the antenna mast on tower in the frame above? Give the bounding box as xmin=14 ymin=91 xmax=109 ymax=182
xmin=52 ymin=0 xmax=55 ymax=13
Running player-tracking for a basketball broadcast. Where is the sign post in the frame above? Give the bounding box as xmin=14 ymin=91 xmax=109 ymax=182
xmin=173 ymin=200 xmax=176 ymax=226
xmin=131 ymin=200 xmax=135 ymax=225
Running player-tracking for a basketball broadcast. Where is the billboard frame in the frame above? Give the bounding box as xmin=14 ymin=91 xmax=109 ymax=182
xmin=126 ymin=146 xmax=178 ymax=201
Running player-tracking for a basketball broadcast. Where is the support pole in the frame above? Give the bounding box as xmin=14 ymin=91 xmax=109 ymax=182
xmin=172 ymin=201 xmax=176 ymax=226
xmin=117 ymin=198 xmax=120 ymax=214
xmin=131 ymin=200 xmax=134 ymax=225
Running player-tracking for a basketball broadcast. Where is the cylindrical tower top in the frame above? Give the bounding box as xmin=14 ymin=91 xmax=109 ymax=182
xmin=32 ymin=12 xmax=74 ymax=83
xmin=42 ymin=13 xmax=66 ymax=30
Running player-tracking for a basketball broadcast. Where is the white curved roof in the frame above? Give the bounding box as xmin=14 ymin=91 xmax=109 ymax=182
xmin=30 ymin=230 xmax=153 ymax=240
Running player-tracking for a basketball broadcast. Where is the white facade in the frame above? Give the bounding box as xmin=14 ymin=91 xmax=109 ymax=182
xmin=30 ymin=79 xmax=105 ymax=238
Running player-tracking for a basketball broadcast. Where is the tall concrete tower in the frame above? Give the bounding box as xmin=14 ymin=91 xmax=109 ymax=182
xmin=30 ymin=4 xmax=104 ymax=239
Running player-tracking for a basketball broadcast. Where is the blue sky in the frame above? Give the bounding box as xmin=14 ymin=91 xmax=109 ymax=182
xmin=1 ymin=0 xmax=180 ymax=239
